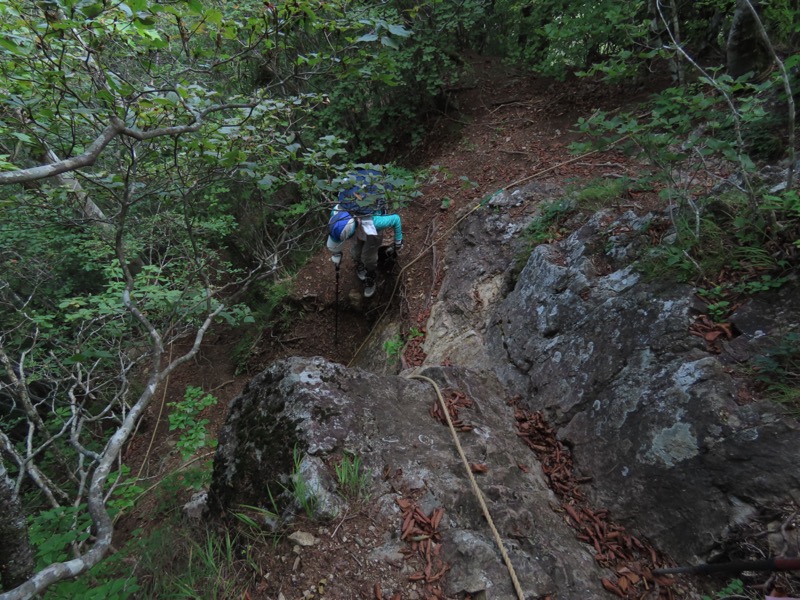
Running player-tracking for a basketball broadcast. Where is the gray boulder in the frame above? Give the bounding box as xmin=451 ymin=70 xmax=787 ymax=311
xmin=209 ymin=357 xmax=613 ymax=598
xmin=486 ymin=209 xmax=800 ymax=563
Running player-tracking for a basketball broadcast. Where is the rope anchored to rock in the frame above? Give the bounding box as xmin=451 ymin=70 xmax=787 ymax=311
xmin=407 ymin=373 xmax=526 ymax=600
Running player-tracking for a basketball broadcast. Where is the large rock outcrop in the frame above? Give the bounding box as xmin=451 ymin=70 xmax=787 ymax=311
xmin=419 ymin=180 xmax=800 ymax=565
xmin=209 ymin=357 xmax=613 ymax=599
xmin=481 ymin=207 xmax=800 ymax=563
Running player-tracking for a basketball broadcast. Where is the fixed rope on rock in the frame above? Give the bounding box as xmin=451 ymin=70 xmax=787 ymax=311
xmin=408 ymin=372 xmax=526 ymax=600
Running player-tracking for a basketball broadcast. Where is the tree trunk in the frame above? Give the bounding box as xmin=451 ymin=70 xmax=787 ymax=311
xmin=0 ymin=457 xmax=34 ymax=592
xmin=727 ymin=0 xmax=771 ymax=80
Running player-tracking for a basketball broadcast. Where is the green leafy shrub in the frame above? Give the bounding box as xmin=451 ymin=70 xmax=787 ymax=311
xmin=168 ymin=387 xmax=219 ymax=460
xmin=485 ymin=0 xmax=648 ymax=76
xmin=28 ymin=506 xmax=140 ymax=599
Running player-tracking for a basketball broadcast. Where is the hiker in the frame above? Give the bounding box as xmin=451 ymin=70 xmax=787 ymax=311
xmin=326 ymin=169 xmax=403 ymax=298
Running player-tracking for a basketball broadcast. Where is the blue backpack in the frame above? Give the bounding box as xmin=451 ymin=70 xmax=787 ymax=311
xmin=328 ymin=209 xmax=356 ymax=242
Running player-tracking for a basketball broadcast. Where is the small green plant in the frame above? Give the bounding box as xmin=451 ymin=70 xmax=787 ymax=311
xmin=459 ymin=175 xmax=479 ymax=190
xmin=383 ymin=327 xmax=424 ymax=365
xmin=129 ymin=524 xmax=255 ymax=598
xmin=383 ymin=334 xmax=405 ymax=365
xmin=286 ymin=445 xmax=318 ymax=518
xmin=168 ymin=386 xmax=219 ymax=460
xmin=170 ymin=530 xmax=243 ymax=599
xmin=152 ymin=463 xmax=214 ymax=515
xmin=733 ymin=274 xmax=788 ymax=295
xmin=701 ymin=577 xmax=750 ymax=600
xmin=706 ymin=300 xmax=732 ymax=323
xmin=335 ymin=451 xmax=372 ymax=502
xmin=697 ymin=285 xmax=726 ymax=302
xmin=571 ymin=177 xmax=634 ymax=210
xmin=106 ymin=465 xmax=145 ymax=515
xmin=752 ymin=332 xmax=800 ymax=412
xmin=525 ymin=198 xmax=578 ymax=246
xmin=232 ymin=504 xmax=280 ymax=533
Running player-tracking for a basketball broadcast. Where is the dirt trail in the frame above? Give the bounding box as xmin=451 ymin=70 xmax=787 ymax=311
xmin=253 ymin=57 xmax=650 ymax=371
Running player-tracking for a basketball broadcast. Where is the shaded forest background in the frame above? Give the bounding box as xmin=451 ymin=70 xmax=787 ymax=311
xmin=0 ymin=0 xmax=799 ymax=597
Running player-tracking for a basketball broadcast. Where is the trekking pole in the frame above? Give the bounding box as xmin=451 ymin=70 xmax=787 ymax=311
xmin=334 ymin=260 xmax=340 ymax=344
xmin=653 ymin=556 xmax=800 ymax=576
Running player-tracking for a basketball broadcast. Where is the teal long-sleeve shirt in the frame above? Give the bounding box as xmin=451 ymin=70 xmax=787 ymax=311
xmin=371 ymin=213 xmax=402 ymax=243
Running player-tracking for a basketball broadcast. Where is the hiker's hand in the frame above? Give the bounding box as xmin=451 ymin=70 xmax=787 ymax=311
xmin=331 ymin=252 xmax=342 ymax=265
xmin=394 ymin=241 xmax=403 ymax=255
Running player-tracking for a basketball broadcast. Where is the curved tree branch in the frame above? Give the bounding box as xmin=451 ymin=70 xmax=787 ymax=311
xmin=0 ymin=103 xmax=258 ymax=185
xmin=0 ymin=122 xmax=123 ymax=185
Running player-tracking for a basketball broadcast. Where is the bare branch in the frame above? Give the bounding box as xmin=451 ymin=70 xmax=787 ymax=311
xmin=656 ymin=0 xmax=759 ymax=210
xmin=742 ymin=0 xmax=795 ymax=190
xmin=0 ymin=431 xmax=63 ymax=508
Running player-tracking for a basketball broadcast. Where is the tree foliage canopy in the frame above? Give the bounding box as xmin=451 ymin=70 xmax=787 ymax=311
xmin=0 ymin=0 xmax=798 ymax=596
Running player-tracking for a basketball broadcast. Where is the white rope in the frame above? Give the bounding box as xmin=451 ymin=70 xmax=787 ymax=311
xmin=407 ymin=373 xmax=526 ymax=600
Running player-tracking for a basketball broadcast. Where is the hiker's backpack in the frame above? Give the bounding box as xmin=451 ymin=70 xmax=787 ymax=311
xmin=336 ymin=169 xmax=390 ymax=217
xmin=328 ymin=207 xmax=356 ymax=242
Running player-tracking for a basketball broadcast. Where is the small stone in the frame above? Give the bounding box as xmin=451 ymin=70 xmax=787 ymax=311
xmin=292 ymin=556 xmax=301 ymax=572
xmin=293 ymin=545 xmax=301 ymax=555
xmin=182 ymin=491 xmax=208 ymax=520
xmin=289 ymin=531 xmax=319 ymax=546
xmin=278 ymin=594 xmax=286 ymax=600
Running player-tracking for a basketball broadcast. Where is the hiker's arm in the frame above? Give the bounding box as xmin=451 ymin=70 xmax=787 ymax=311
xmin=381 ymin=214 xmax=402 ymax=243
